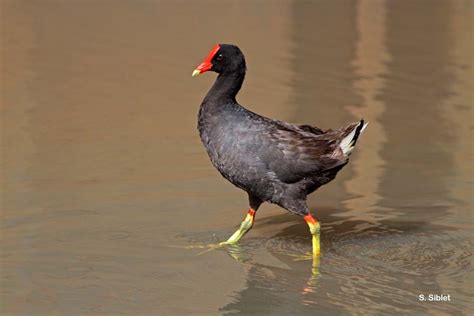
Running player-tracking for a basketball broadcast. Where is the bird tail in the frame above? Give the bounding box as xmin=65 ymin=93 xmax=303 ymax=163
xmin=339 ymin=119 xmax=368 ymax=156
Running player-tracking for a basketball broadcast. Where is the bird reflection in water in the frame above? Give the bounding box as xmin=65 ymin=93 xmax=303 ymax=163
xmin=178 ymin=236 xmax=322 ymax=297
xmin=221 ymin=242 xmax=322 ymax=305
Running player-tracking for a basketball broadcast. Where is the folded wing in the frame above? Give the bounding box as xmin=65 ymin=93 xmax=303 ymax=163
xmin=259 ymin=120 xmax=366 ymax=184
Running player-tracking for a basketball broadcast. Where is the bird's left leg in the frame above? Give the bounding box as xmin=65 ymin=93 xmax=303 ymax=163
xmin=220 ymin=208 xmax=256 ymax=245
xmin=220 ymin=195 xmax=262 ymax=246
xmin=180 ymin=208 xmax=256 ymax=256
xmin=304 ymin=214 xmax=321 ymax=257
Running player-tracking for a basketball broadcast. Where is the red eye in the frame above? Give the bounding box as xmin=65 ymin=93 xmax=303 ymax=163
xmin=216 ymin=54 xmax=224 ymax=61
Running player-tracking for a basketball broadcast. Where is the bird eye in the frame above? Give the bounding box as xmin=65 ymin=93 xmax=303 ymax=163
xmin=216 ymin=54 xmax=223 ymax=61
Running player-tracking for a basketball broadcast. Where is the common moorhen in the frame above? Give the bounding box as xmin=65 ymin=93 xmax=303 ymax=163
xmin=192 ymin=44 xmax=367 ymax=257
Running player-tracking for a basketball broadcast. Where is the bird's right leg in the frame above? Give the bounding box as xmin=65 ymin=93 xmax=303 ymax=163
xmin=304 ymin=214 xmax=321 ymax=257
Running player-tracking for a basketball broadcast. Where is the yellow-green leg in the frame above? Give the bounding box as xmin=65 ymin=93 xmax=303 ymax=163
xmin=220 ymin=209 xmax=256 ymax=245
xmin=304 ymin=214 xmax=321 ymax=257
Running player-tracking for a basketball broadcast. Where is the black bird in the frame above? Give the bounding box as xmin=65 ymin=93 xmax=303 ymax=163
xmin=192 ymin=44 xmax=367 ymax=257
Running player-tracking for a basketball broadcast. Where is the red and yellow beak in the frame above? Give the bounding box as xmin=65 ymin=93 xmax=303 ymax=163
xmin=192 ymin=44 xmax=220 ymax=77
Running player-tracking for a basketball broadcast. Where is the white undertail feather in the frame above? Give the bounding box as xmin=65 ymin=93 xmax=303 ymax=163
xmin=340 ymin=121 xmax=368 ymax=156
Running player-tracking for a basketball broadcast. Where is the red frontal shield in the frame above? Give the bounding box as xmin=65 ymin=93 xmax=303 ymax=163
xmin=192 ymin=44 xmax=220 ymax=76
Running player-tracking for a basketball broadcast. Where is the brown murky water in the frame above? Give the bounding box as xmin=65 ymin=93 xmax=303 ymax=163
xmin=1 ymin=0 xmax=473 ymax=315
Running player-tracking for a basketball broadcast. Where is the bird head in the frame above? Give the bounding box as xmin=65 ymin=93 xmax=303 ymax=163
xmin=192 ymin=44 xmax=246 ymax=77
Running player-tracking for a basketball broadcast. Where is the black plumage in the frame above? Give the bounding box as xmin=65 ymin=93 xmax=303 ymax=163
xmin=196 ymin=44 xmax=366 ymax=217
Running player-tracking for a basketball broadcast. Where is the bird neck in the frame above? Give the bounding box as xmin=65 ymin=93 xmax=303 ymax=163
xmin=204 ymin=70 xmax=246 ymax=103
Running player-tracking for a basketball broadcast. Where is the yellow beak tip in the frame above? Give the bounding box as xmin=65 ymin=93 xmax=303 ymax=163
xmin=192 ymin=69 xmax=201 ymax=77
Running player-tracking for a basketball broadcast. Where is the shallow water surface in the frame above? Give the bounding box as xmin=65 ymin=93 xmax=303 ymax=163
xmin=1 ymin=0 xmax=473 ymax=315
